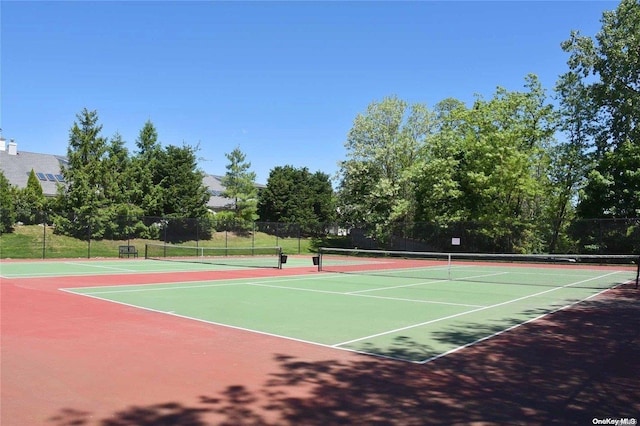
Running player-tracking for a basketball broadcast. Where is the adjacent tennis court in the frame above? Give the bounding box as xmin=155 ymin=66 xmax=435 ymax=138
xmin=0 ymin=245 xmax=292 ymax=278
xmin=13 ymin=247 xmax=635 ymax=363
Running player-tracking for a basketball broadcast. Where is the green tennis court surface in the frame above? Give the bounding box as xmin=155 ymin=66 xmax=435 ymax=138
xmin=61 ymin=262 xmax=637 ymax=363
xmin=0 ymin=257 xmax=312 ymax=278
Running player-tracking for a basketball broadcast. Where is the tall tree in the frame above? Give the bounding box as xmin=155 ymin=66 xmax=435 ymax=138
xmin=413 ymin=98 xmax=467 ymax=225
xmin=101 ymin=132 xmax=147 ymax=239
xmin=0 ymin=171 xmax=16 ymax=233
xmin=157 ymin=144 xmax=210 ymax=219
xmin=548 ymin=71 xmax=593 ymax=251
xmin=258 ymin=166 xmax=335 ymax=233
xmin=337 ymin=96 xmax=431 ymax=242
xmin=451 ymin=76 xmax=557 ymax=251
xmin=561 ymin=0 xmax=640 ymax=219
xmin=101 ymin=133 xmax=130 ymax=204
xmin=14 ymin=169 xmax=46 ymax=225
xmin=136 ymin=119 xmax=162 ymax=156
xmin=309 ymin=170 xmax=336 ymax=227
xmin=149 ymin=143 xmax=212 ymax=241
xmin=55 ymin=108 xmax=110 ymax=239
xmin=338 ymin=83 xmax=557 ymax=251
xmin=131 ymin=120 xmax=164 ymax=217
xmin=577 ymin=140 xmax=640 ymax=218
xmin=220 ymin=147 xmax=258 ymax=228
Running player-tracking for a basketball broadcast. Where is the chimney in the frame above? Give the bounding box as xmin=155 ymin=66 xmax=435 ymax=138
xmin=7 ymin=139 xmax=17 ymax=155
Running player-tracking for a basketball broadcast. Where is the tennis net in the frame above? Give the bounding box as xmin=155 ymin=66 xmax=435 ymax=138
xmin=316 ymin=247 xmax=640 ymax=289
xmin=145 ymin=244 xmax=284 ymax=269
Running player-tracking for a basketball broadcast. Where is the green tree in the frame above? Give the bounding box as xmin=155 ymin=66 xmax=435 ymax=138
xmin=220 ymin=146 xmax=258 ymax=229
xmin=100 ymin=132 xmax=148 ymax=239
xmin=577 ymin=140 xmax=640 ymax=218
xmin=337 ymin=96 xmax=431 ymax=243
xmin=131 ymin=120 xmax=165 ymax=217
xmin=54 ymin=108 xmax=110 ymax=239
xmin=448 ymin=77 xmax=556 ymax=252
xmin=413 ymin=98 xmax=467 ymax=225
xmin=102 ymin=133 xmax=130 ymax=204
xmin=339 ymin=78 xmax=556 ymax=251
xmin=0 ymin=171 xmax=16 ymax=233
xmin=152 ymin=144 xmax=211 ymax=241
xmin=547 ymin=71 xmax=593 ymax=252
xmin=561 ymin=0 xmax=640 ymax=219
xmin=15 ymin=169 xmax=46 ymax=225
xmin=258 ymin=166 xmax=335 ymax=234
xmin=309 ymin=170 xmax=336 ymax=228
xmin=157 ymin=144 xmax=210 ymax=218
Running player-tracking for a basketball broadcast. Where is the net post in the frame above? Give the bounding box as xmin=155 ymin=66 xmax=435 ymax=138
xmin=315 ymin=249 xmax=322 ymax=272
xmin=635 ymin=256 xmax=639 ymax=289
xmin=447 ymin=253 xmax=452 ymax=281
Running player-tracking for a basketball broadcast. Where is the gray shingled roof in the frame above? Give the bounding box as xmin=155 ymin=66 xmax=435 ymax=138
xmin=0 ymin=149 xmax=68 ymax=196
xmin=202 ymin=174 xmax=265 ymax=211
xmin=202 ymin=174 xmax=235 ymax=210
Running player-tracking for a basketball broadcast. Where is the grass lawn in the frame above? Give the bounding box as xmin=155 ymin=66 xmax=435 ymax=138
xmin=0 ymin=224 xmax=326 ymax=259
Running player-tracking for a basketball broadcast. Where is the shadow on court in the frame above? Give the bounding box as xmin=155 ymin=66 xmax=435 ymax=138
xmin=48 ymin=287 xmax=640 ymax=425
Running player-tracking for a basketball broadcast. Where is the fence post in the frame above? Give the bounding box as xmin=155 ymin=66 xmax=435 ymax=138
xmin=42 ymin=213 xmax=46 ymax=260
xmin=164 ymin=219 xmax=168 ymax=244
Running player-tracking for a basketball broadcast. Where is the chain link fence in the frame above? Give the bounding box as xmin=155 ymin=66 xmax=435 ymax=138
xmin=1 ymin=213 xmax=638 ymax=259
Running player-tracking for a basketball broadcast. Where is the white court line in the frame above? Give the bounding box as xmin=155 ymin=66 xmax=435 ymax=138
xmin=63 ymin=262 xmax=139 ymax=273
xmin=247 ymin=282 xmax=485 ymax=308
xmin=77 ymin=280 xmax=255 ymax=294
xmin=331 ymin=270 xmax=623 ymax=348
xmin=71 ymin=265 xmax=461 ymax=294
xmin=416 ymin=277 xmax=636 ymax=364
xmin=75 ymin=270 xmax=485 ymax=308
xmin=59 ymin=288 xmax=341 ymax=348
xmin=4 ymin=262 xmax=159 ymax=278
xmin=3 ymin=269 xmax=139 ymax=278
xmin=2 ymin=258 xmax=263 ymax=278
xmin=60 ymin=269 xmax=630 ymax=364
xmin=346 ymin=271 xmax=508 ymax=294
xmin=64 ymin=272 xmax=346 ymax=294
xmin=61 ymin=286 xmax=417 ymax=364
xmin=59 ymin=285 xmax=463 ymax=364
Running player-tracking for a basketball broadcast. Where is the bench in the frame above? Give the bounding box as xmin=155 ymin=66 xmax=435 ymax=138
xmin=119 ymin=245 xmax=138 ymax=258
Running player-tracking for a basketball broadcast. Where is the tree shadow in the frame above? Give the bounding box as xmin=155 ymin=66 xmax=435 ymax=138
xmin=49 ymin=288 xmax=640 ymax=425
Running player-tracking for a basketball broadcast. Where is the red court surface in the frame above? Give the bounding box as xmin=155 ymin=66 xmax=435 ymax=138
xmin=2 ymin=262 xmax=639 ymax=425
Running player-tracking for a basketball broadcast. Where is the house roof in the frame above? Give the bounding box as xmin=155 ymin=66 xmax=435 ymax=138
xmin=202 ymin=174 xmax=265 ymax=210
xmin=0 ymin=149 xmax=68 ymax=196
xmin=202 ymin=174 xmax=235 ymax=210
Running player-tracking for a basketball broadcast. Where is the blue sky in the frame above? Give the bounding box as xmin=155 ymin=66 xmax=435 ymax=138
xmin=1 ymin=1 xmax=615 ymax=184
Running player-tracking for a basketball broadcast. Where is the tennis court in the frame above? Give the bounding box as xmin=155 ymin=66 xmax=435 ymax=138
xmin=3 ymin=246 xmax=640 ymax=424
xmin=8 ymin=247 xmax=636 ymax=364
xmin=0 ymin=245 xmax=292 ymax=278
